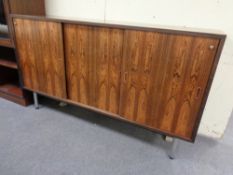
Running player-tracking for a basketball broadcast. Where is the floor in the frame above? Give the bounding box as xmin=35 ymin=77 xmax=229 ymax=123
xmin=0 ymin=97 xmax=233 ymax=175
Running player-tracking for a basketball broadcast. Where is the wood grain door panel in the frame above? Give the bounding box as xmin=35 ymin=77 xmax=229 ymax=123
xmin=64 ymin=24 xmax=124 ymax=113
xmin=172 ymin=37 xmax=220 ymax=138
xmin=94 ymin=27 xmax=124 ymax=113
xmin=120 ymin=30 xmax=220 ymax=139
xmin=120 ymin=30 xmax=169 ymax=122
xmin=13 ymin=18 xmax=67 ymax=98
xmin=64 ymin=25 xmax=93 ymax=106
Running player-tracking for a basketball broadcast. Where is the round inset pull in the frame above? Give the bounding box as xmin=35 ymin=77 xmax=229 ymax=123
xmin=209 ymin=45 xmax=215 ymax=50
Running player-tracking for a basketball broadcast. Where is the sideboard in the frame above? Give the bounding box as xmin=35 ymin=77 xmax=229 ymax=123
xmin=11 ymin=15 xmax=226 ymax=143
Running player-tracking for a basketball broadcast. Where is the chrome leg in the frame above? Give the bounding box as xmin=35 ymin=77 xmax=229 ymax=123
xmin=164 ymin=136 xmax=179 ymax=160
xmin=33 ymin=92 xmax=39 ymax=109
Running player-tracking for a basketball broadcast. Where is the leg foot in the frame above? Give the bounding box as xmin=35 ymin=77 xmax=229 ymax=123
xmin=168 ymin=156 xmax=174 ymax=160
xmin=59 ymin=102 xmax=67 ymax=107
xmin=33 ymin=92 xmax=39 ymax=109
xmin=164 ymin=136 xmax=179 ymax=160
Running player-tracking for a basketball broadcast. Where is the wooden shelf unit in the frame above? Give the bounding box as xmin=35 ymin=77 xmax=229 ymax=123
xmin=0 ymin=37 xmax=13 ymax=47
xmin=0 ymin=36 xmax=22 ymax=104
xmin=0 ymin=46 xmax=17 ymax=69
xmin=0 ymin=82 xmax=23 ymax=98
xmin=0 ymin=58 xmax=17 ymax=69
xmin=0 ymin=82 xmax=28 ymax=105
xmin=0 ymin=0 xmax=45 ymax=105
xmin=0 ymin=66 xmax=28 ymax=105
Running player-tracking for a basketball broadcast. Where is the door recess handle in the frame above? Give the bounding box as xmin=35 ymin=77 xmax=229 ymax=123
xmin=124 ymin=72 xmax=128 ymax=82
xmin=196 ymin=87 xmax=202 ymax=99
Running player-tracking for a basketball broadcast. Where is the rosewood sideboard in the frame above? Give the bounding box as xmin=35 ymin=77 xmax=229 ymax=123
xmin=11 ymin=15 xmax=225 ymax=145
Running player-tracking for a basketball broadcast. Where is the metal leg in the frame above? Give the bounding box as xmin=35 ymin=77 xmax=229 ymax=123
xmin=164 ymin=136 xmax=179 ymax=160
xmin=33 ymin=92 xmax=39 ymax=109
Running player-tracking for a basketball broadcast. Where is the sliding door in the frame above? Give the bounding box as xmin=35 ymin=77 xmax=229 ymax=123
xmin=14 ymin=18 xmax=67 ymax=98
xmin=64 ymin=24 xmax=124 ymax=113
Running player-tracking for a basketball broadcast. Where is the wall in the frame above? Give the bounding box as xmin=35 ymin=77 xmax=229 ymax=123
xmin=45 ymin=0 xmax=233 ymax=139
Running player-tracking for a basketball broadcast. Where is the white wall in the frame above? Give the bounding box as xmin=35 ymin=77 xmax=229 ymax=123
xmin=45 ymin=0 xmax=233 ymax=139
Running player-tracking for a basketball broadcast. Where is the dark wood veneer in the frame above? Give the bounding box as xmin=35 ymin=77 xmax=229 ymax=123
xmin=13 ymin=19 xmax=67 ymax=99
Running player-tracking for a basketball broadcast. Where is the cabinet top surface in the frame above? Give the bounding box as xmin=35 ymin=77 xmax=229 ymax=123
xmin=11 ymin=14 xmax=226 ymax=39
